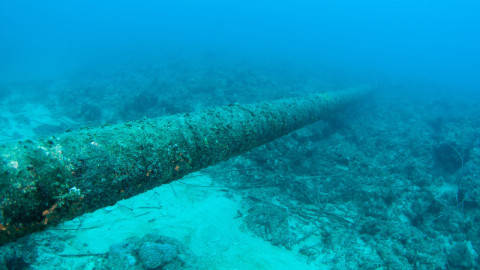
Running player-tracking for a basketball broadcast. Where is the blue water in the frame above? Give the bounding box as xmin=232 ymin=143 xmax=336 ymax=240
xmin=1 ymin=1 xmax=480 ymax=269
xmin=1 ymin=1 xmax=479 ymax=89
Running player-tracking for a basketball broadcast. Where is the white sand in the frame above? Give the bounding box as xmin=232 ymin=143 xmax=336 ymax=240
xmin=43 ymin=174 xmax=316 ymax=269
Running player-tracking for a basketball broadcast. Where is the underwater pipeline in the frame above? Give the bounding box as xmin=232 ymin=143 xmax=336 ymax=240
xmin=0 ymin=85 xmax=373 ymax=244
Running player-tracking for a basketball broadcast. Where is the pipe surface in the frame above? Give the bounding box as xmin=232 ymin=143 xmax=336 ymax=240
xmin=0 ymin=85 xmax=373 ymax=244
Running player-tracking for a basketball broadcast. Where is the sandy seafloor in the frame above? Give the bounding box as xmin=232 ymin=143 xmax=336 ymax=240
xmin=27 ymin=175 xmax=313 ymax=269
xmin=0 ymin=58 xmax=479 ymax=269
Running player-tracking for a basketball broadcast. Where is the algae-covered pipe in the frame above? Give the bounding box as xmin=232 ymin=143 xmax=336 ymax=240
xmin=0 ymin=85 xmax=373 ymax=244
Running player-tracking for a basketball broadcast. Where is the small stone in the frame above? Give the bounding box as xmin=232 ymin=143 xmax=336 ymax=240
xmin=139 ymin=242 xmax=178 ymax=269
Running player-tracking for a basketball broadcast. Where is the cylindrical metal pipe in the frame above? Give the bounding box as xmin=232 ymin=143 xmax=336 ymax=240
xmin=0 ymin=85 xmax=373 ymax=244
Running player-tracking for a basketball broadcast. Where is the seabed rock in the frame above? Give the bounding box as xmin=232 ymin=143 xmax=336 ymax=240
xmin=106 ymin=233 xmax=198 ymax=270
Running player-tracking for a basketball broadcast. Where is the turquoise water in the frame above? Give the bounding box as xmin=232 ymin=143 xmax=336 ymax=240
xmin=0 ymin=1 xmax=479 ymax=269
xmin=1 ymin=1 xmax=479 ymax=89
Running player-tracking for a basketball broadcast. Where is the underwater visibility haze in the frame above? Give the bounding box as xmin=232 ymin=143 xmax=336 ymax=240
xmin=1 ymin=0 xmax=479 ymax=88
xmin=0 ymin=0 xmax=479 ymax=269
